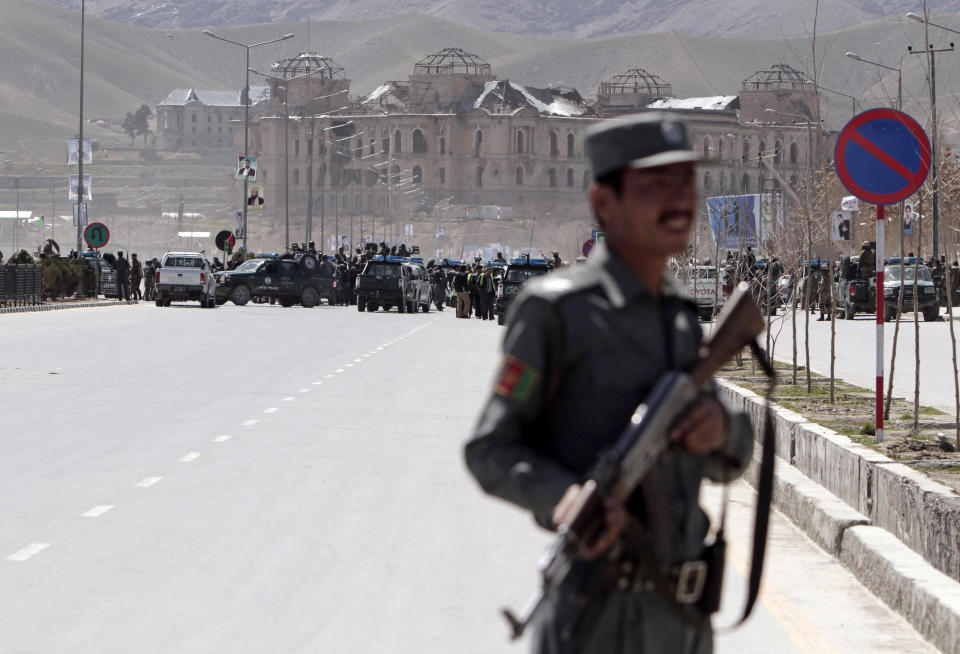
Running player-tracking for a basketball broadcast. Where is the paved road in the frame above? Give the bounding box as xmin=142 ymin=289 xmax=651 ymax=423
xmin=764 ymin=307 xmax=960 ymax=414
xmin=0 ymin=303 xmax=936 ymax=652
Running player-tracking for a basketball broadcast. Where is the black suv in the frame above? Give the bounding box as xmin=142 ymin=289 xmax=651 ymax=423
xmin=883 ymin=259 xmax=939 ymax=322
xmin=495 ymin=257 xmax=552 ymax=325
xmin=356 ymin=256 xmax=431 ymax=313
xmin=215 ymin=255 xmax=335 ymax=307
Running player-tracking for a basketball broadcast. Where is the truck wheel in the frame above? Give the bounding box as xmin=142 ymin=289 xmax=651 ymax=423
xmin=845 ymin=303 xmax=855 ymax=320
xmin=155 ymin=295 xmax=163 ymax=307
xmin=164 ymin=298 xmax=172 ymax=307
xmin=924 ymin=307 xmax=940 ymax=322
xmin=497 ymin=313 xmax=505 ymax=326
xmin=231 ymin=285 xmax=252 ymax=306
xmin=300 ymin=287 xmax=319 ymax=308
xmin=357 ymin=297 xmax=366 ymax=312
xmin=398 ymin=299 xmax=406 ymax=313
xmin=279 ymin=296 xmax=296 ymax=308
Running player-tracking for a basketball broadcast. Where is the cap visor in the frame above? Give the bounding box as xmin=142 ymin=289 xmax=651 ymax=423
xmin=625 ymin=150 xmax=718 ymax=169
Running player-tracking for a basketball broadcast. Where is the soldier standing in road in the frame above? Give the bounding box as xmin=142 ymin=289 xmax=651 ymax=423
xmin=130 ymin=254 xmax=143 ymax=301
xmin=454 ymin=265 xmax=470 ymax=318
xmin=143 ymin=257 xmax=156 ymax=301
xmin=817 ymin=269 xmax=832 ymax=321
xmin=478 ymin=266 xmax=497 ymax=320
xmin=859 ymin=241 xmax=875 ymax=281
xmin=465 ymin=114 xmax=754 ymax=654
xmin=115 ymin=251 xmax=131 ymax=301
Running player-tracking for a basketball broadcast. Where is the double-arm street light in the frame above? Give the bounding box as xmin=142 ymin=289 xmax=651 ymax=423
xmin=904 ymin=11 xmax=957 ymax=258
xmin=203 ymin=29 xmax=294 ymax=254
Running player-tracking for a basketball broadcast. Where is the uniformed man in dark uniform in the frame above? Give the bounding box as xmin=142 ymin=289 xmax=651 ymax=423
xmin=465 ymin=114 xmax=753 ymax=654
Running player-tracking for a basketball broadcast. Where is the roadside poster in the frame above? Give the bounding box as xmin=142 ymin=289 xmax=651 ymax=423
xmin=235 ymin=211 xmax=244 ymax=239
xmin=831 ymin=211 xmax=851 ymax=241
xmin=237 ymin=155 xmax=257 ymax=181
xmin=903 ymin=202 xmax=916 ymax=235
xmin=68 ymin=174 xmax=92 ymax=201
xmin=246 ymin=184 xmax=265 ymax=210
xmin=72 ymin=203 xmax=88 ymax=227
xmin=841 ymin=196 xmax=859 ymax=212
xmin=705 ymin=195 xmax=759 ymax=249
xmin=67 ymin=138 xmax=92 ymax=165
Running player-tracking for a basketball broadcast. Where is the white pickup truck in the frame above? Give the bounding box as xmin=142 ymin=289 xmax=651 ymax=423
xmin=682 ymin=265 xmax=726 ymax=321
xmin=155 ymin=252 xmax=217 ymax=308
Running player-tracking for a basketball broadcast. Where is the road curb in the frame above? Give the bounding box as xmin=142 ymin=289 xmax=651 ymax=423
xmin=721 ymin=378 xmax=960 ymax=653
xmin=0 ymin=299 xmax=138 ymax=314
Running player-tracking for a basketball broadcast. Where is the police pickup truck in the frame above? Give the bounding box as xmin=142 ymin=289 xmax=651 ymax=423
xmin=681 ymin=264 xmax=726 ymax=321
xmin=155 ymin=251 xmax=217 ymax=307
xmin=883 ymin=258 xmax=939 ymax=322
xmin=356 ymin=255 xmax=432 ymax=313
xmin=495 ymin=256 xmax=552 ymax=325
xmin=215 ymin=254 xmax=335 ymax=308
xmin=835 ymin=255 xmax=875 ymax=319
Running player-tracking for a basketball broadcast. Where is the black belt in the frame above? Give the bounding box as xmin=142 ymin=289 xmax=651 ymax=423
xmin=609 ymin=558 xmax=709 ymax=604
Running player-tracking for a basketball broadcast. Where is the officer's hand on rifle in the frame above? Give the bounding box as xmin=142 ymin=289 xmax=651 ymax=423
xmin=552 ymin=482 xmax=627 ymax=559
xmin=670 ymin=397 xmax=727 ymax=455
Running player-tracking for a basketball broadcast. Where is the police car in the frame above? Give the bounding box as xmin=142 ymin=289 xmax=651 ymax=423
xmin=496 ymin=256 xmax=552 ymax=325
xmin=215 ymin=254 xmax=335 ymax=308
xmin=355 ymin=255 xmax=432 ymax=313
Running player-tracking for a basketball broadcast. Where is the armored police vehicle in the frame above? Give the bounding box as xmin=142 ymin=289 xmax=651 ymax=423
xmin=496 ymin=256 xmax=552 ymax=325
xmin=215 ymin=254 xmax=335 ymax=308
xmin=81 ymin=251 xmax=119 ymax=299
xmin=834 ymin=255 xmax=875 ymax=319
xmin=883 ymin=258 xmax=939 ymax=322
xmin=355 ymin=255 xmax=432 ymax=313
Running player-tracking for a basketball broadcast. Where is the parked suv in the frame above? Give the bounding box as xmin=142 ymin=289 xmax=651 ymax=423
xmin=495 ymin=256 xmax=552 ymax=325
xmin=155 ymin=252 xmax=217 ymax=307
xmin=356 ymin=256 xmax=422 ymax=313
xmin=883 ymin=258 xmax=939 ymax=322
xmin=215 ymin=255 xmax=334 ymax=308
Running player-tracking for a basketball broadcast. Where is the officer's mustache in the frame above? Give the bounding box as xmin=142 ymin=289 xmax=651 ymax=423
xmin=657 ymin=210 xmax=692 ymax=225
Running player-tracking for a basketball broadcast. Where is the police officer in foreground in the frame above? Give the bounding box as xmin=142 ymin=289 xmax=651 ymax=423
xmin=464 ymin=114 xmax=753 ymax=654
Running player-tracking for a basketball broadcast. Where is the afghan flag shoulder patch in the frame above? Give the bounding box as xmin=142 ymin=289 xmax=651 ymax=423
xmin=494 ymin=354 xmax=541 ymax=402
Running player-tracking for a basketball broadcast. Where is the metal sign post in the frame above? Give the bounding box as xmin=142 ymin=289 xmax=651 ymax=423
xmin=834 ymin=108 xmax=931 ymax=443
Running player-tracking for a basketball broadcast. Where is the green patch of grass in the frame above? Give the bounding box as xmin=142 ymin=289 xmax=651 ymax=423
xmin=860 ymin=422 xmax=876 ymax=436
xmin=899 ymin=413 xmax=914 ymax=421
xmin=920 ymin=406 xmax=948 ymax=416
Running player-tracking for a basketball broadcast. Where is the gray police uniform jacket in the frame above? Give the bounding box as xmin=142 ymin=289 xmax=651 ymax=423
xmin=464 ymin=244 xmax=753 ymax=565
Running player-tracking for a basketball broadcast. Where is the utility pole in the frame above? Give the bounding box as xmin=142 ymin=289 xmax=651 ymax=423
xmin=76 ymin=0 xmax=86 ymax=256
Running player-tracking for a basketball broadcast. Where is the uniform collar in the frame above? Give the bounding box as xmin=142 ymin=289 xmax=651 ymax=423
xmin=589 ymin=242 xmax=691 ymax=309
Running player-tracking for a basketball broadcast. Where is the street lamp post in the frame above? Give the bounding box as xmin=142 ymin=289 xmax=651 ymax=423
xmin=809 ymin=80 xmax=859 ymax=119
xmin=76 ymin=0 xmax=86 ymax=257
xmin=203 ymin=29 xmax=294 ymax=254
xmin=844 ymin=52 xmax=902 ymax=110
xmin=905 ymin=11 xmax=956 ymax=258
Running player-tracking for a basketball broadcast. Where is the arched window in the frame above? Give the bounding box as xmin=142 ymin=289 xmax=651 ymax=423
xmin=517 ymin=130 xmax=525 ymax=154
xmin=741 ymin=174 xmax=750 ymax=193
xmin=719 ymin=172 xmax=726 ymax=190
xmin=516 ymin=166 xmax=524 ymax=185
xmin=439 ymin=137 xmax=446 ymax=155
xmin=476 ymin=166 xmax=484 ymax=188
xmin=391 ymin=165 xmax=401 ymax=184
xmin=548 ymin=168 xmax=557 ymax=187
xmin=742 ymin=140 xmax=750 ymax=161
xmin=718 ymin=140 xmax=724 ymax=159
xmin=567 ymin=133 xmax=575 ymax=158
xmin=703 ymin=137 xmax=711 ymax=158
xmin=549 ymin=131 xmax=559 ymax=158
xmin=412 ymin=166 xmax=423 ymax=184
xmin=759 ymin=140 xmax=766 ymax=158
xmin=474 ymin=130 xmax=483 ymax=157
xmin=790 ymin=142 xmax=798 ymax=164
xmin=567 ymin=168 xmax=574 ymax=187
xmin=412 ymin=129 xmax=428 ymax=154
xmin=393 ymin=129 xmax=402 ymax=154
xmin=790 ymin=174 xmax=798 ymax=186
xmin=369 ymin=140 xmax=375 ymax=155
xmin=582 ymin=170 xmax=591 ymax=190
xmin=774 ymin=140 xmax=782 ymax=165
xmin=704 ymin=172 xmax=712 ymax=189
xmin=355 ymin=138 xmax=363 ymax=158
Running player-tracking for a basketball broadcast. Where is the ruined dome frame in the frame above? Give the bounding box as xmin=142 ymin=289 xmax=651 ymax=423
xmin=742 ymin=64 xmax=812 ymax=91
xmin=599 ymin=69 xmax=673 ymax=98
xmin=271 ymin=52 xmax=346 ymax=81
xmin=412 ymin=47 xmax=492 ymax=76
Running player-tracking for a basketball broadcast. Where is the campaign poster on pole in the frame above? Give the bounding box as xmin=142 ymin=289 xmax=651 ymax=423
xmin=68 ymin=174 xmax=92 ymax=201
xmin=234 ymin=211 xmax=244 ymax=239
xmin=72 ymin=203 xmax=88 ymax=227
xmin=246 ymin=184 xmax=265 ymax=210
xmin=903 ymin=202 xmax=917 ymax=235
xmin=830 ymin=211 xmax=852 ymax=241
xmin=236 ymin=156 xmax=257 ymax=181
xmin=67 ymin=138 xmax=92 ymax=165
xmin=705 ymin=194 xmax=759 ymax=249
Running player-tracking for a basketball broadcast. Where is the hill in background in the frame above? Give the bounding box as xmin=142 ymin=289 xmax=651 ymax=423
xmin=35 ymin=0 xmax=960 ymax=40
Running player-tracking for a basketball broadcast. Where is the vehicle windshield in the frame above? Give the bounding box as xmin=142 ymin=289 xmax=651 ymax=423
xmin=235 ymin=259 xmax=263 ymax=273
xmin=885 ymin=265 xmax=932 ymax=282
xmin=505 ymin=267 xmax=548 ymax=282
xmin=365 ymin=263 xmax=401 ymax=277
xmin=164 ymin=256 xmax=204 ymax=268
xmin=691 ymin=268 xmax=717 ymax=279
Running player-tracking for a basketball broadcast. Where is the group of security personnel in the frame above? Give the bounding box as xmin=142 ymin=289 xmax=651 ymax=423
xmin=451 ymin=255 xmax=507 ymax=320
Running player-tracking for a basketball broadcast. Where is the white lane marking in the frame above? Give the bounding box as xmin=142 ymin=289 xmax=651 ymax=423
xmin=7 ymin=543 xmax=50 ymax=561
xmin=213 ymin=435 xmax=232 ymax=443
xmin=345 ymin=364 xmax=354 ymax=367
xmin=312 ymin=381 xmax=324 ymax=386
xmin=354 ymin=358 xmax=363 ymax=362
xmin=82 ymin=505 xmax=115 ymax=518
xmin=264 ymin=407 xmax=278 ymax=414
xmin=136 ymin=476 xmax=163 ymax=488
xmin=282 ymin=396 xmax=296 ymax=401
xmin=377 ymin=347 xmax=384 ymax=351
xmin=242 ymin=419 xmax=259 ymax=427
xmin=324 ymin=374 xmax=335 ymax=378
xmin=336 ymin=368 xmax=345 ymax=373
xmin=363 ymin=354 xmax=372 ymax=358
xmin=299 ymin=388 xmax=310 ymax=393
xmin=179 ymin=451 xmax=201 ymax=463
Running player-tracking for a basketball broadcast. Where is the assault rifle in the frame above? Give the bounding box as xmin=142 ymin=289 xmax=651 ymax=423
xmin=503 ymin=282 xmax=769 ymax=640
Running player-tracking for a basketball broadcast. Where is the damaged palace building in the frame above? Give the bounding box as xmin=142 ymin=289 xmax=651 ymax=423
xmin=156 ymin=49 xmax=820 ymax=238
